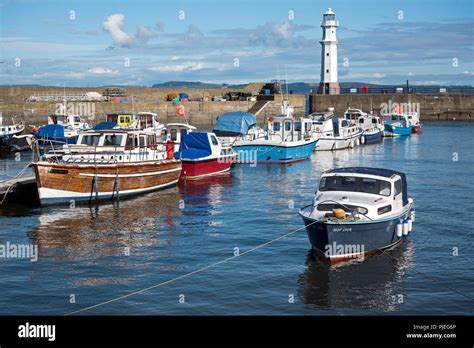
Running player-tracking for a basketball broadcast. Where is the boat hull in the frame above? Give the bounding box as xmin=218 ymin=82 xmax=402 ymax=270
xmin=30 ymin=160 xmax=182 ymax=205
xmin=181 ymin=156 xmax=236 ymax=179
xmin=314 ymin=133 xmax=361 ymax=151
xmin=383 ymin=124 xmax=411 ymax=137
xmin=361 ymin=130 xmax=382 ymax=144
xmin=233 ymin=140 xmax=316 ymax=163
xmin=299 ymin=206 xmax=411 ymax=264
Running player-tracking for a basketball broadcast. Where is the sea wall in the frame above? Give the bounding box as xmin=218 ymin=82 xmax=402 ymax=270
xmin=309 ymin=94 xmax=473 ymax=121
xmin=0 ymin=86 xmax=305 ymax=128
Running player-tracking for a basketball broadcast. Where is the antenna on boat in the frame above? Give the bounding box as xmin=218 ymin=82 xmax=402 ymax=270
xmin=285 ymin=64 xmax=289 ymax=100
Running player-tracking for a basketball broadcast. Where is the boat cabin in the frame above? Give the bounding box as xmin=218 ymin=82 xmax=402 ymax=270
xmin=106 ymin=113 xmax=135 ymax=127
xmin=316 ymin=167 xmax=408 ymax=219
xmin=357 ymin=114 xmax=382 ymax=131
xmin=309 ymin=112 xmax=359 ymax=138
xmin=165 ymin=123 xmax=197 ymax=144
xmin=383 ymin=114 xmax=409 ymax=127
xmin=268 ymin=116 xmax=313 ymax=142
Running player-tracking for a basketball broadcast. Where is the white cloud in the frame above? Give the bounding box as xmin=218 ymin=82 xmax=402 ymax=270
xmin=87 ymin=67 xmax=119 ymax=75
xmin=273 ymin=21 xmax=293 ymax=39
xmin=136 ymin=25 xmax=155 ymax=41
xmin=102 ymin=13 xmax=135 ymax=47
xmin=149 ymin=63 xmax=205 ymax=72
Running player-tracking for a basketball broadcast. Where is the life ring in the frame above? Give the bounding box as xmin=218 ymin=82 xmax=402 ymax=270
xmin=176 ymin=106 xmax=185 ymax=116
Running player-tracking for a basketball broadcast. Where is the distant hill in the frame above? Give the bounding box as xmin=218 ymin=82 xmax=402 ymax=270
xmin=152 ymin=81 xmax=247 ymax=89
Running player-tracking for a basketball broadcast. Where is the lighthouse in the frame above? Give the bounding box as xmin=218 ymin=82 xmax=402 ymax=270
xmin=318 ymin=8 xmax=340 ymax=95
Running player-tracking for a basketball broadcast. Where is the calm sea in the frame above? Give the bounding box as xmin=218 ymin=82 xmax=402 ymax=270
xmin=0 ymin=121 xmax=472 ymax=315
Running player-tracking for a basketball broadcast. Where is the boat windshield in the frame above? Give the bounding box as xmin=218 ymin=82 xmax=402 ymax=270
xmin=79 ymin=134 xmax=101 ymax=146
xmin=319 ymin=175 xmax=391 ymax=196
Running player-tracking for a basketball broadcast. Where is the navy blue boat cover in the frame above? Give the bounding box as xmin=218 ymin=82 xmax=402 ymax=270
xmin=213 ymin=112 xmax=256 ymax=136
xmin=36 ymin=124 xmax=65 ymax=138
xmin=175 ymin=132 xmax=212 ymax=160
xmin=94 ymin=122 xmax=116 ymax=130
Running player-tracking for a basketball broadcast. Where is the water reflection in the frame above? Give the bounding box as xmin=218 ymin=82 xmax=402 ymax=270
xmin=26 ymin=189 xmax=183 ymax=262
xmin=298 ymin=241 xmax=414 ymax=311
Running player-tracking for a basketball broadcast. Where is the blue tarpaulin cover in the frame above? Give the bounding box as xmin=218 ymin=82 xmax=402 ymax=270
xmin=175 ymin=132 xmax=212 ymax=160
xmin=213 ymin=112 xmax=256 ymax=136
xmin=37 ymin=124 xmax=65 ymax=138
xmin=179 ymin=93 xmax=189 ymax=100
xmin=94 ymin=122 xmax=116 ymax=130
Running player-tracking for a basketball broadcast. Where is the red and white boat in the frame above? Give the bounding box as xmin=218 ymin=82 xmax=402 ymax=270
xmin=175 ymin=132 xmax=237 ymax=179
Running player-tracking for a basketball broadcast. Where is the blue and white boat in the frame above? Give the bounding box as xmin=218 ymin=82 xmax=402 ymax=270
xmin=299 ymin=167 xmax=415 ymax=264
xmin=232 ymin=115 xmax=317 ymax=164
xmin=383 ymin=114 xmax=411 ymax=137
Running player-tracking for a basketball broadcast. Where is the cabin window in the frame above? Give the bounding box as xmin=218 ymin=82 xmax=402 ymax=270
xmin=74 ymin=116 xmax=81 ymax=123
xmin=273 ymin=122 xmax=281 ymax=132
xmin=211 ymin=135 xmax=219 ymax=145
xmin=80 ymin=134 xmax=100 ymax=146
xmin=394 ymin=179 xmax=402 ymax=196
xmin=295 ymin=122 xmax=302 ymax=132
xmin=319 ymin=176 xmax=392 ymax=196
xmin=378 ymin=205 xmax=392 ymax=215
xmin=139 ymin=135 xmax=146 ymax=147
xmin=372 ymin=118 xmax=378 ymax=124
xmin=103 ymin=134 xmax=123 ymax=146
xmin=341 ymin=120 xmax=349 ymax=127
xmin=359 ymin=118 xmax=364 ymax=124
xmin=284 ymin=122 xmax=292 ymax=131
xmin=305 ymin=122 xmax=311 ymax=132
xmin=170 ymin=129 xmax=178 ymax=141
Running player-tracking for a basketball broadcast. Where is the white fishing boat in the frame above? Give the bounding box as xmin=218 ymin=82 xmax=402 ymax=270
xmin=310 ymin=109 xmax=362 ymax=151
xmin=0 ymin=115 xmax=25 ymax=146
xmin=344 ymin=108 xmax=383 ymax=144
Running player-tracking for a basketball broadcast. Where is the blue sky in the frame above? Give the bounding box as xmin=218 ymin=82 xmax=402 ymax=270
xmin=1 ymin=0 xmax=473 ymax=86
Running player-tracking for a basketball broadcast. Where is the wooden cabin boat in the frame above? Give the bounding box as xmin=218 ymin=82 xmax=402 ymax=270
xmin=175 ymin=132 xmax=237 ymax=179
xmin=232 ymin=115 xmax=316 ymax=163
xmin=30 ymin=129 xmax=181 ymax=206
xmin=344 ymin=108 xmax=383 ymax=144
xmin=299 ymin=167 xmax=415 ymax=264
xmin=310 ymin=109 xmax=362 ymax=151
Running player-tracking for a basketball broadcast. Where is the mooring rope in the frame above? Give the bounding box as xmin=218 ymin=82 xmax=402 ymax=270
xmin=0 ymin=163 xmax=31 ymax=205
xmin=64 ymin=219 xmax=318 ymax=315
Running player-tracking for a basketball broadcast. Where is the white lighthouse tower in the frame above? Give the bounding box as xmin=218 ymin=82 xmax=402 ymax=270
xmin=318 ymin=8 xmax=340 ymax=95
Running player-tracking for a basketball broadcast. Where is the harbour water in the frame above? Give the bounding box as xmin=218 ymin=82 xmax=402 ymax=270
xmin=0 ymin=121 xmax=472 ymax=315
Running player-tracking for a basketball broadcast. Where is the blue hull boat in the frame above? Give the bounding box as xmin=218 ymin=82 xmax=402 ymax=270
xmin=233 ymin=139 xmax=317 ymax=164
xmin=383 ymin=123 xmax=411 ymax=137
xmin=300 ymin=204 xmax=413 ymax=263
xmin=299 ymin=167 xmax=415 ymax=264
